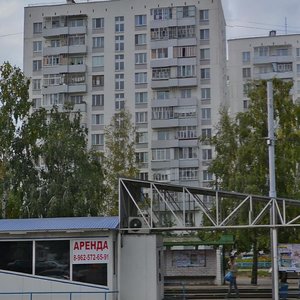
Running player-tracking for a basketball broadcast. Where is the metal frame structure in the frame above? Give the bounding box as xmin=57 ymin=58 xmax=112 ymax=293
xmin=119 ymin=177 xmax=300 ymax=231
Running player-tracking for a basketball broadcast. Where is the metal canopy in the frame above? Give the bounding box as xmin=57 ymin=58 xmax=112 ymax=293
xmin=119 ymin=177 xmax=300 ymax=231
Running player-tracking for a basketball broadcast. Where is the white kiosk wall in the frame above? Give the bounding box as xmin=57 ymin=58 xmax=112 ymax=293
xmin=119 ymin=234 xmax=163 ymax=300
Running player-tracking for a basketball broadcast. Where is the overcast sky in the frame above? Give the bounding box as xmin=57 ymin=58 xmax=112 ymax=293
xmin=1 ymin=0 xmax=300 ymax=69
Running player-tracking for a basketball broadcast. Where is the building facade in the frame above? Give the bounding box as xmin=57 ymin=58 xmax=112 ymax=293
xmin=24 ymin=0 xmax=227 ymax=188
xmin=228 ymin=31 xmax=300 ymax=115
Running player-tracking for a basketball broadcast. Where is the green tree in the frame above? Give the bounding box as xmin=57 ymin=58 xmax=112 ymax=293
xmin=103 ymin=109 xmax=138 ymax=215
xmin=203 ymin=78 xmax=300 ymax=283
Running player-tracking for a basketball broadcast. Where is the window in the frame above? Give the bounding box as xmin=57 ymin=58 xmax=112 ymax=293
xmin=176 ymin=6 xmax=196 ymax=18
xmin=32 ymin=98 xmax=42 ymax=109
xmin=201 ymin=128 xmax=212 ymax=138
xmin=33 ymin=60 xmax=42 ymax=71
xmin=93 ymin=37 xmax=104 ymax=48
xmin=33 ymin=41 xmax=42 ymax=52
xmin=242 ymin=51 xmax=250 ymax=63
xmin=91 ymin=134 xmax=104 ymax=146
xmin=254 ymin=46 xmax=268 ymax=57
xmin=179 ymin=167 xmax=198 ymax=180
xmin=152 ymin=107 xmax=173 ymax=120
xmin=33 ymin=22 xmax=42 ymax=34
xmin=200 ymin=68 xmax=210 ymax=79
xmin=115 ymin=16 xmax=124 ymax=33
xmin=203 ymin=170 xmax=213 ymax=181
xmin=201 ymin=108 xmax=211 ymax=120
xmin=173 ymin=106 xmax=196 ymax=119
xmin=199 ymin=9 xmax=209 ymax=21
xmin=151 ymin=48 xmax=168 ymax=59
xmin=157 ymin=131 xmax=170 ymax=140
xmin=92 ymin=56 xmax=104 ymax=67
xmin=135 ymin=112 xmax=148 ymax=124
xmin=92 ymin=18 xmax=104 ymax=29
xmin=43 ymin=93 xmax=64 ymax=106
xmin=69 ymin=18 xmax=84 ymax=27
xmin=152 ymin=68 xmax=170 ymax=79
xmin=181 ymin=89 xmax=191 ymax=98
xmin=135 ymin=34 xmax=147 ymax=46
xmin=153 ymin=171 xmax=170 ymax=182
xmin=297 ymin=64 xmax=300 ymax=74
xmin=92 ymin=75 xmax=104 ymax=87
xmin=43 ymin=74 xmax=61 ymax=86
xmin=139 ymin=172 xmax=148 ymax=181
xmin=242 ymin=68 xmax=251 ymax=78
xmin=92 ymin=114 xmax=104 ymax=125
xmin=135 ymin=92 xmax=148 ymax=104
xmin=135 ymin=15 xmax=147 ymax=26
xmin=136 ymin=152 xmax=148 ymax=163
xmin=157 ymin=90 xmax=169 ymax=100
xmin=202 ymin=149 xmax=212 ymax=160
xmin=70 ymin=56 xmax=84 ymax=65
xmin=173 ymin=46 xmax=196 ymax=58
xmin=297 ymin=48 xmax=300 ymax=57
xmin=178 ymin=147 xmax=197 ymax=159
xmin=115 ymin=93 xmax=125 ymax=110
xmin=276 ymin=48 xmax=289 ymax=56
xmin=115 ymin=54 xmax=124 ymax=71
xmin=177 ymin=126 xmax=197 ymax=139
xmin=64 ymin=73 xmax=85 ymax=85
xmin=201 ymin=88 xmax=211 ymax=100
xmin=44 ymin=55 xmax=60 ymax=66
xmin=32 ymin=79 xmax=41 ymax=90
xmin=177 ymin=65 xmax=196 ymax=77
xmin=243 ymin=100 xmax=249 ymax=110
xmin=69 ymin=34 xmax=85 ymax=46
xmin=136 ymin=132 xmax=148 ymax=143
xmin=152 ymin=8 xmax=172 ymax=20
xmin=50 ymin=39 xmax=60 ymax=47
xmin=115 ymin=36 xmax=124 ymax=51
xmin=135 ymin=53 xmax=147 ymax=64
xmin=115 ymin=74 xmax=124 ymax=90
xmin=200 ymin=48 xmax=210 ymax=60
xmin=92 ymin=94 xmax=104 ymax=106
xmin=70 ymin=95 xmax=83 ymax=104
xmin=152 ymin=148 xmax=170 ymax=161
xmin=200 ymin=29 xmax=209 ymax=40
xmin=135 ymin=72 xmax=147 ymax=84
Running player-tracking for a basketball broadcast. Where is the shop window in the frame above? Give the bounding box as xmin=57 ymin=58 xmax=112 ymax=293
xmin=73 ymin=264 xmax=107 ymax=286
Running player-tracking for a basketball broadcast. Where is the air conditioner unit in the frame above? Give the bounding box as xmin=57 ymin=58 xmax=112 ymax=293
xmin=128 ymin=217 xmax=150 ymax=234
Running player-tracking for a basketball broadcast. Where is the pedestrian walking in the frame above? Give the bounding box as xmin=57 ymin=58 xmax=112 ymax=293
xmin=226 ymin=255 xmax=240 ymax=298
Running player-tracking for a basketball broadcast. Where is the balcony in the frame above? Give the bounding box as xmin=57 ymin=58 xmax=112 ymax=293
xmin=43 ymin=64 xmax=86 ymax=75
xmin=43 ymin=45 xmax=87 ymax=55
xmin=253 ymin=55 xmax=293 ymax=65
xmin=151 ymin=97 xmax=198 ymax=108
xmin=151 ymin=116 xmax=197 ymax=129
xmin=151 ymin=139 xmax=180 ymax=148
xmin=151 ymin=77 xmax=197 ymax=88
xmin=254 ymin=71 xmax=294 ymax=80
xmin=150 ymin=17 xmax=195 ymax=29
xmin=43 ymin=26 xmax=86 ymax=37
xmin=42 ymin=84 xmax=87 ymax=94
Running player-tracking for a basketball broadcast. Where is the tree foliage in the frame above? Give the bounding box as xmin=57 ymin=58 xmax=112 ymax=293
xmin=103 ymin=109 xmax=138 ymax=215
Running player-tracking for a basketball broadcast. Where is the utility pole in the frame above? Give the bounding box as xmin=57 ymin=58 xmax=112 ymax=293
xmin=267 ymin=81 xmax=279 ymax=300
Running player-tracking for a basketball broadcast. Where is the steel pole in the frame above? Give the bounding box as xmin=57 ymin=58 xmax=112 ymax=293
xmin=267 ymin=81 xmax=279 ymax=300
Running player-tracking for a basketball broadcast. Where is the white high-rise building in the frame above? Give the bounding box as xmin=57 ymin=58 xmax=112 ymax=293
xmin=228 ymin=31 xmax=300 ymax=115
xmin=24 ymin=0 xmax=227 ymax=188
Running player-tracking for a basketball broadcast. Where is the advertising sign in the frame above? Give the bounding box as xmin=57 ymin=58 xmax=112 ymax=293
xmin=72 ymin=238 xmax=110 ymax=264
xmin=278 ymin=244 xmax=300 ymax=272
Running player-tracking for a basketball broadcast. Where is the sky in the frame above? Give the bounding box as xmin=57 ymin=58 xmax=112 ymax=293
xmin=1 ymin=0 xmax=300 ymax=69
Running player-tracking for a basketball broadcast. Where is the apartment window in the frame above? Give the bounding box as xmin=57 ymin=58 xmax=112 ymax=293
xmin=115 ymin=74 xmax=124 ymax=90
xmin=243 ymin=100 xmax=249 ymax=110
xmin=276 ymin=48 xmax=289 ymax=56
xmin=200 ymin=68 xmax=210 ymax=79
xmin=92 ymin=75 xmax=104 ymax=87
xmin=135 ymin=72 xmax=147 ymax=84
xmin=135 ymin=15 xmax=147 ymax=26
xmin=32 ymin=79 xmax=41 ymax=90
xmin=153 ymin=171 xmax=170 ymax=182
xmin=202 ymin=149 xmax=212 ymax=160
xmin=136 ymin=132 xmax=148 ymax=143
xmin=200 ymin=48 xmax=210 ymax=60
xmin=152 ymin=107 xmax=173 ymax=120
xmin=135 ymin=34 xmax=147 ymax=46
xmin=135 ymin=53 xmax=147 ymax=64
xmin=136 ymin=152 xmax=148 ymax=163
xmin=152 ymin=148 xmax=170 ymax=161
xmin=93 ymin=37 xmax=104 ymax=48
xmin=201 ymin=88 xmax=211 ymax=100
xmin=33 ymin=60 xmax=42 ymax=71
xmin=33 ymin=22 xmax=42 ymax=34
xmin=181 ymin=89 xmax=191 ymax=98
xmin=200 ymin=29 xmax=209 ymax=40
xmin=297 ymin=48 xmax=300 ymax=57
xmin=91 ymin=134 xmax=104 ymax=146
xmin=115 ymin=93 xmax=125 ymax=110
xmin=70 ymin=56 xmax=83 ymax=65
xmin=135 ymin=92 xmax=148 ymax=104
xmin=174 ymin=106 xmax=196 ymax=119
xmin=254 ymin=46 xmax=268 ymax=57
xmin=43 ymin=93 xmax=64 ymax=106
xmin=178 ymin=147 xmax=197 ymax=159
xmin=242 ymin=51 xmax=250 ymax=63
xmin=69 ymin=18 xmax=84 ymax=27
xmin=135 ymin=112 xmax=148 ymax=124
xmin=152 ymin=8 xmax=172 ymax=20
xmin=176 ymin=6 xmax=196 ymax=19
xmin=151 ymin=48 xmax=168 ymax=59
xmin=201 ymin=108 xmax=211 ymax=120
xmin=203 ymin=170 xmax=213 ymax=181
xmin=92 ymin=114 xmax=104 ymax=125
xmin=201 ymin=128 xmax=212 ymax=139
xmin=177 ymin=25 xmax=196 ymax=38
xmin=43 ymin=74 xmax=61 ymax=86
xmin=177 ymin=126 xmax=197 ymax=139
xmin=242 ymin=68 xmax=251 ymax=78
xmin=69 ymin=34 xmax=85 ymax=46
xmin=157 ymin=131 xmax=170 ymax=140
xmin=297 ymin=64 xmax=300 ymax=74
xmin=92 ymin=56 xmax=104 ymax=67
xmin=199 ymin=9 xmax=209 ymax=21
xmin=115 ymin=16 xmax=124 ymax=33
xmin=65 ymin=73 xmax=85 ymax=85
xmin=50 ymin=39 xmax=60 ymax=48
xmin=152 ymin=68 xmax=170 ymax=79
xmin=92 ymin=18 xmax=104 ymax=29
xmin=70 ymin=95 xmax=83 ymax=104
xmin=32 ymin=98 xmax=42 ymax=109
xmin=33 ymin=41 xmax=42 ymax=53
xmin=139 ymin=172 xmax=149 ymax=181
xmin=115 ymin=36 xmax=124 ymax=51
xmin=179 ymin=167 xmax=198 ymax=180
xmin=92 ymin=94 xmax=104 ymax=106
xmin=115 ymin=54 xmax=124 ymax=71
xmin=177 ymin=65 xmax=196 ymax=77
xmin=174 ymin=46 xmax=196 ymax=58
xmin=157 ymin=90 xmax=169 ymax=100
xmin=44 ymin=55 xmax=60 ymax=66
xmin=243 ymin=83 xmax=250 ymax=96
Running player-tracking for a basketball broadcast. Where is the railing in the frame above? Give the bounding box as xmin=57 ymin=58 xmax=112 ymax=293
xmin=0 ymin=290 xmax=118 ymax=300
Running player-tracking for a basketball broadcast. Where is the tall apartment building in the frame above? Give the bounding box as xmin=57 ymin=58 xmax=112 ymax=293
xmin=228 ymin=31 xmax=300 ymax=115
xmin=24 ymin=0 xmax=227 ymax=188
